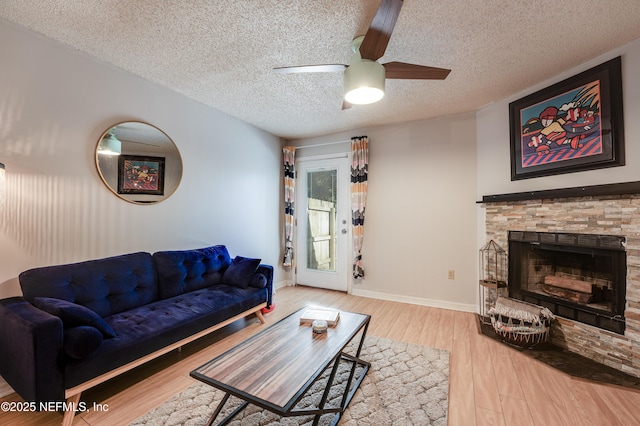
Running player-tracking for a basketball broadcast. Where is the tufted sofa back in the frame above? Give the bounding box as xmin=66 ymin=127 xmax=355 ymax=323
xmin=153 ymin=245 xmax=232 ymax=299
xmin=19 ymin=252 xmax=158 ymax=318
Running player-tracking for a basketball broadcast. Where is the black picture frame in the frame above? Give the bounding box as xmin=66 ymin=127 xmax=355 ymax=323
xmin=117 ymin=155 xmax=165 ymax=195
xmin=509 ymin=56 xmax=624 ymax=181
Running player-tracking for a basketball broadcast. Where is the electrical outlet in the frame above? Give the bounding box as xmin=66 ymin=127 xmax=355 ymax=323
xmin=448 ymin=270 xmax=455 ymax=280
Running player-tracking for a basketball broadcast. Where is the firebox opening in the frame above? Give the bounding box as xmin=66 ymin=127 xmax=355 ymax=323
xmin=508 ymin=231 xmax=626 ymax=335
xmin=526 ymin=245 xmax=616 ymax=311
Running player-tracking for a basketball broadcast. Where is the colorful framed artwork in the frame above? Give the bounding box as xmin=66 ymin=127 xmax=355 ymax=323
xmin=509 ymin=56 xmax=624 ymax=181
xmin=117 ymin=155 xmax=165 ymax=195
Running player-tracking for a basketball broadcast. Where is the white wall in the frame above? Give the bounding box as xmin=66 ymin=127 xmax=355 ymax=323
xmin=292 ymin=112 xmax=478 ymax=312
xmin=0 ymin=19 xmax=285 ymax=298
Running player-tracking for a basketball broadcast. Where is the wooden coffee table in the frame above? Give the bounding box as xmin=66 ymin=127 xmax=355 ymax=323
xmin=190 ymin=307 xmax=371 ymax=426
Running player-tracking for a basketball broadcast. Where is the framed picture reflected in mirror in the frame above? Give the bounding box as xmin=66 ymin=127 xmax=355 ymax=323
xmin=117 ymin=155 xmax=165 ymax=195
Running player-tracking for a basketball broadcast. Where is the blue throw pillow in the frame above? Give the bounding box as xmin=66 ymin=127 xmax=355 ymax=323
xmin=34 ymin=297 xmax=116 ymax=338
xmin=249 ymin=273 xmax=267 ymax=289
xmin=222 ymin=256 xmax=261 ymax=289
xmin=63 ymin=326 xmax=104 ymax=359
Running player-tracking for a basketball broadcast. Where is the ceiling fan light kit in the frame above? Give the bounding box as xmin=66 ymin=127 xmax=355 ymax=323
xmin=274 ymin=0 xmax=450 ymax=108
xmin=344 ymin=59 xmax=385 ymax=105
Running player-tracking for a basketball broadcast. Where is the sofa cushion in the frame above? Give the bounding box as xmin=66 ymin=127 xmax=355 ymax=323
xmin=222 ymin=257 xmax=261 ymax=289
xmin=20 ymin=252 xmax=158 ymax=318
xmin=154 ymin=245 xmax=232 ymax=299
xmin=64 ymin=284 xmax=269 ymax=387
xmin=34 ymin=297 xmax=116 ymax=338
xmin=64 ymin=326 xmax=104 ymax=359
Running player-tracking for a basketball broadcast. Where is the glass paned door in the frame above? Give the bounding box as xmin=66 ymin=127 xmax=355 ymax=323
xmin=296 ymin=157 xmax=349 ymax=291
xmin=306 ymin=169 xmax=336 ymax=272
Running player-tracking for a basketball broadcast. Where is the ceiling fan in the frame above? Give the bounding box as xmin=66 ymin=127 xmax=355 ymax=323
xmin=273 ymin=0 xmax=451 ymax=109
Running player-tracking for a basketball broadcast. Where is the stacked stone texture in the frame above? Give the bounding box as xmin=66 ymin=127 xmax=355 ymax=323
xmin=484 ymin=195 xmax=640 ymax=378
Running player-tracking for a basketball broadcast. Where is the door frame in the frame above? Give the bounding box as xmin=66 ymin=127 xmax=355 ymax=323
xmin=295 ymin=153 xmax=352 ymax=293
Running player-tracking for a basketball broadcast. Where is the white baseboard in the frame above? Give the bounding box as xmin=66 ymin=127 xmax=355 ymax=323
xmin=351 ymin=288 xmax=476 ymax=313
xmin=274 ymin=280 xmax=294 ymax=290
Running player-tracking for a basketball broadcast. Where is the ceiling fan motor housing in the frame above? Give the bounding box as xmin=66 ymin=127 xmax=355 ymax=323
xmin=273 ymin=0 xmax=449 ymax=107
xmin=344 ymin=59 xmax=385 ymax=105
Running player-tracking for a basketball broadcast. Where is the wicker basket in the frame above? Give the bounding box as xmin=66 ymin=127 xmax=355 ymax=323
xmin=489 ymin=297 xmax=554 ymax=348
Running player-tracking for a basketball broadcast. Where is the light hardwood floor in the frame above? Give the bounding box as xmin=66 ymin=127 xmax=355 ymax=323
xmin=2 ymin=285 xmax=640 ymax=425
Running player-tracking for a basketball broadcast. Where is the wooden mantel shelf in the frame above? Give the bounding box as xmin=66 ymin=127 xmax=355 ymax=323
xmin=477 ymin=181 xmax=640 ymax=204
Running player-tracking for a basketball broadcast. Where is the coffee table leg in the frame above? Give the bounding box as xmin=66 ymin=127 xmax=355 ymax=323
xmin=206 ymin=392 xmax=230 ymax=426
xmin=336 ymin=353 xmax=370 ymax=413
xmin=340 ymin=320 xmax=370 ymax=409
xmin=205 ymin=392 xmax=249 ymax=426
xmin=312 ymin=352 xmax=344 ymax=426
xmin=354 ymin=320 xmax=370 ymax=358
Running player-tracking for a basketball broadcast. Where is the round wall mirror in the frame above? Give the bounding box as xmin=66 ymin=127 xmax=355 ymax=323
xmin=95 ymin=121 xmax=182 ymax=204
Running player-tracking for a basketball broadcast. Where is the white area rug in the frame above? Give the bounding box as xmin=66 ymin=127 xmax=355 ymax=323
xmin=131 ymin=335 xmax=449 ymax=425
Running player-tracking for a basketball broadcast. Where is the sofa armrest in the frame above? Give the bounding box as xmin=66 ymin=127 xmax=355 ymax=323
xmin=257 ymin=264 xmax=274 ymax=308
xmin=0 ymin=297 xmax=65 ymax=404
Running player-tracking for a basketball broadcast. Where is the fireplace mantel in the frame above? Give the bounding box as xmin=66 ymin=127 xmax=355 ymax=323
xmin=477 ymin=180 xmax=640 ymax=203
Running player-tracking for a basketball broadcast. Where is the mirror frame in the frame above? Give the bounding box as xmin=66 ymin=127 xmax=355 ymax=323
xmin=95 ymin=121 xmax=183 ymax=205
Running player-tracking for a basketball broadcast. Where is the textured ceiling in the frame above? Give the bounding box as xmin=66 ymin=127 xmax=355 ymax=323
xmin=2 ymin=0 xmax=640 ymax=140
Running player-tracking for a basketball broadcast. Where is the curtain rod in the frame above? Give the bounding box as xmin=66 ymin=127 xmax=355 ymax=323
xmin=294 ymin=139 xmax=351 ymax=150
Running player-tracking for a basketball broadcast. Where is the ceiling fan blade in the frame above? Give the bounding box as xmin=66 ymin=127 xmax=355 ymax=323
xmin=383 ymin=62 xmax=451 ymax=80
xmin=359 ymin=0 xmax=403 ymax=61
xmin=273 ymin=64 xmax=347 ymax=74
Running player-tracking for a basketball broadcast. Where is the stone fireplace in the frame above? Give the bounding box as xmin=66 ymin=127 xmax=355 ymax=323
xmin=483 ymin=192 xmax=640 ymax=378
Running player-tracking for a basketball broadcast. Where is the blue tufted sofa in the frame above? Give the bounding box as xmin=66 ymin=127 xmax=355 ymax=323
xmin=0 ymin=244 xmax=272 ymax=425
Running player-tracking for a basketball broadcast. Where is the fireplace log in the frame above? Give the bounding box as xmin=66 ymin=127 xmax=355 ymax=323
xmin=543 ymin=275 xmax=593 ymax=293
xmin=541 ymin=284 xmax=593 ymax=304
